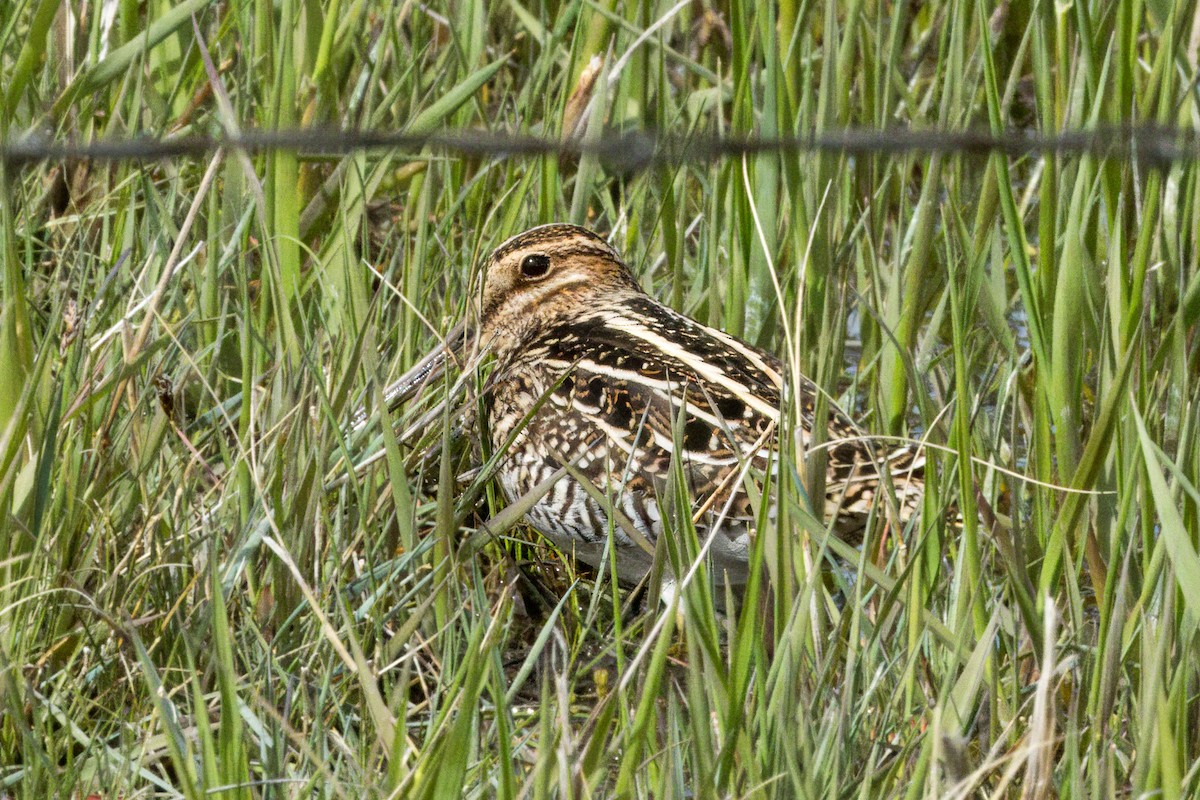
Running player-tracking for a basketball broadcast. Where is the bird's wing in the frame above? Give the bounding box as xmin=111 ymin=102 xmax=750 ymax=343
xmin=533 ymin=304 xmax=782 ymax=523
xmin=532 ymin=300 xmax=924 ymax=533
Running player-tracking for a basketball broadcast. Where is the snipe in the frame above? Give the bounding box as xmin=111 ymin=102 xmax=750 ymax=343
xmin=368 ymin=224 xmax=924 ymax=585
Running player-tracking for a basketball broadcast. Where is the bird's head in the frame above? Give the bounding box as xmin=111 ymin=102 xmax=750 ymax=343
xmin=359 ymin=224 xmax=639 ymax=428
xmin=478 ymin=224 xmax=641 ymax=339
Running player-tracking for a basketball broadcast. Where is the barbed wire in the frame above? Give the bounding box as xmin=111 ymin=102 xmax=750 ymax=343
xmin=1 ymin=123 xmax=1196 ymax=172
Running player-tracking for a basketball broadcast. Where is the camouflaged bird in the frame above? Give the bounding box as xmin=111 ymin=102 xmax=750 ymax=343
xmin=378 ymin=224 xmax=924 ymax=585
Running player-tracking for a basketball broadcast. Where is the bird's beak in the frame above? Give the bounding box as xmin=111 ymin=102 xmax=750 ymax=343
xmin=381 ymin=319 xmax=471 ymax=412
xmin=350 ymin=319 xmax=473 ymax=432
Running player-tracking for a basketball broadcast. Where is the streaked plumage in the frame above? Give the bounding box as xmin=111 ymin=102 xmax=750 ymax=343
xmin=381 ymin=224 xmax=924 ymax=585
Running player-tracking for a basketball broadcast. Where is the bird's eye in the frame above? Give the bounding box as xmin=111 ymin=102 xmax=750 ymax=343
xmin=520 ymin=254 xmax=551 ymax=279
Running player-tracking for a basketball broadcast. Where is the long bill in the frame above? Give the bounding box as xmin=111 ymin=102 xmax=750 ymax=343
xmin=350 ymin=319 xmax=472 ymax=433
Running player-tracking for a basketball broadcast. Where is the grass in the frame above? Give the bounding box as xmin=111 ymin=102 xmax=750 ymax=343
xmin=1 ymin=0 xmax=1198 ymax=796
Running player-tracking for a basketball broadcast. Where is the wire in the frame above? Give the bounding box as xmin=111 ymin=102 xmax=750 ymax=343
xmin=1 ymin=123 xmax=1193 ymax=171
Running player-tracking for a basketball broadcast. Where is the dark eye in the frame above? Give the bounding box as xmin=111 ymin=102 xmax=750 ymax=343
xmin=520 ymin=253 xmax=551 ymax=279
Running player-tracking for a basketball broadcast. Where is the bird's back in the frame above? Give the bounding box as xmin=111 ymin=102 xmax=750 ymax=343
xmin=484 ymin=293 xmax=924 ymax=581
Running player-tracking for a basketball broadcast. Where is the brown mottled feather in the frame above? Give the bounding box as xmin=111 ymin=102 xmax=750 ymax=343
xmin=473 ymin=223 xmax=923 ymax=584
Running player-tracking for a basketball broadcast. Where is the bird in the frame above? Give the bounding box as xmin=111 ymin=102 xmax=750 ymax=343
xmin=373 ymin=223 xmax=924 ymax=586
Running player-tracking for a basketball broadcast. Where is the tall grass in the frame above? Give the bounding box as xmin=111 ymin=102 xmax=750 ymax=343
xmin=0 ymin=0 xmax=1197 ymax=796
